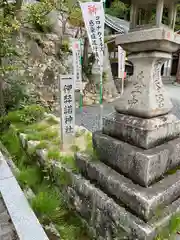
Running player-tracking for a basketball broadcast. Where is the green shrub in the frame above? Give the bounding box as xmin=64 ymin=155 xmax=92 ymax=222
xmin=26 ymin=0 xmax=54 ymax=32
xmin=0 ymin=126 xmax=30 ymax=167
xmin=16 ymin=166 xmax=43 ymax=189
xmin=6 ymin=105 xmax=45 ymax=125
xmin=30 ymin=188 xmax=64 ymax=224
xmin=61 ymin=40 xmax=70 ymax=53
xmin=3 ymin=76 xmax=38 ymax=112
xmin=47 ymin=149 xmax=61 ymax=160
xmin=27 ymin=128 xmax=58 ymax=141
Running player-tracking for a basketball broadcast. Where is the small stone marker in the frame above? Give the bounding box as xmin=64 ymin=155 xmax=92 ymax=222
xmin=59 ymin=75 xmax=75 ymax=149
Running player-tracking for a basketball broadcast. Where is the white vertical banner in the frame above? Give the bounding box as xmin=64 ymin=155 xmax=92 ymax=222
xmin=79 ymin=1 xmax=105 ymax=71
xmin=118 ymin=46 xmax=126 ymax=79
xmin=72 ymin=39 xmax=82 ymax=90
xmin=59 ymin=75 xmax=75 ymax=148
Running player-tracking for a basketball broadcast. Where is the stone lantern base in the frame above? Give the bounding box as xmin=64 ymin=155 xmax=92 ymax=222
xmin=70 ymin=27 xmax=180 ymax=239
xmin=72 ymin=49 xmax=180 ymax=239
xmin=74 ymin=119 xmax=180 ymax=239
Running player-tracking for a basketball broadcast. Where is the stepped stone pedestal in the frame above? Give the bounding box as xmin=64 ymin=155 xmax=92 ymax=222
xmin=73 ymin=1 xmax=180 ymax=239
xmin=74 ymin=23 xmax=180 ymax=240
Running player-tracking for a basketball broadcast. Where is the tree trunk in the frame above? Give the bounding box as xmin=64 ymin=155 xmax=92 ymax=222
xmin=15 ymin=0 xmax=23 ymax=19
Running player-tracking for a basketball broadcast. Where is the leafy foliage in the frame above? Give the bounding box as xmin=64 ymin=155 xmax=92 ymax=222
xmin=17 ymin=166 xmax=43 ymax=189
xmin=105 ymin=0 xmax=129 ymax=19
xmin=5 ymin=104 xmax=45 ymax=124
xmin=26 ymin=0 xmax=54 ymax=32
xmin=155 ymin=214 xmax=180 ymax=239
xmin=0 ymin=125 xmax=90 ymax=239
xmin=30 ymin=188 xmax=62 ymax=224
xmin=175 ymin=4 xmax=180 ymax=31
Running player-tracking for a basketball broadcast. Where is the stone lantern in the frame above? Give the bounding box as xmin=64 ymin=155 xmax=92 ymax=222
xmin=114 ymin=0 xmax=180 ymax=118
xmin=75 ymin=1 xmax=180 ymax=239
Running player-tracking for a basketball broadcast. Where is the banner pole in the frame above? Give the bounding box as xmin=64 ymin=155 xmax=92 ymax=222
xmin=79 ymin=38 xmax=83 ymax=126
xmin=99 ymin=67 xmax=103 ymax=129
xmin=99 ymin=0 xmax=105 ymax=129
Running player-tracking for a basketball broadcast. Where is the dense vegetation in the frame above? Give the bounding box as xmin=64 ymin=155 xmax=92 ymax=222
xmin=0 ymin=104 xmax=92 ymax=239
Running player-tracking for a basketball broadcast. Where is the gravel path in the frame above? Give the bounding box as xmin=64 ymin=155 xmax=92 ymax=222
xmin=75 ymin=98 xmax=180 ymax=132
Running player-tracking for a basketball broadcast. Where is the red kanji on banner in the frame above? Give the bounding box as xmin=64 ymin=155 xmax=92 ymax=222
xmin=88 ymin=5 xmax=97 ymax=15
xmin=74 ymin=43 xmax=79 ymax=49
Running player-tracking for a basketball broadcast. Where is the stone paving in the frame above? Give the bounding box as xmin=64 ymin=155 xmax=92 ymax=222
xmin=75 ymin=97 xmax=180 ymax=132
xmin=0 ymin=196 xmax=18 ymax=240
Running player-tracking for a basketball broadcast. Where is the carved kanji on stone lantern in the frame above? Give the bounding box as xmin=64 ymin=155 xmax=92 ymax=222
xmin=114 ymin=0 xmax=180 ymax=118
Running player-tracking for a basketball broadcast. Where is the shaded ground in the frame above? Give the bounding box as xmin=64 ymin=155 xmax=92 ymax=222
xmin=0 ymin=196 xmax=18 ymax=240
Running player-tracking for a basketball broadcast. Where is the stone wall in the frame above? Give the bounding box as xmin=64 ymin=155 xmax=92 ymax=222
xmin=13 ymin=27 xmax=71 ymax=111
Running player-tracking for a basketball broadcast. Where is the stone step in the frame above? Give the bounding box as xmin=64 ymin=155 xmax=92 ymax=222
xmin=75 ymin=152 xmax=180 ymax=222
xmin=93 ymin=131 xmax=180 ymax=187
xmin=102 ymin=112 xmax=180 ymax=150
xmin=0 ymin=211 xmax=10 ymax=223
xmin=0 ymin=202 xmax=5 ymax=214
xmin=53 ymin=161 xmax=180 ymax=240
xmin=0 ymin=222 xmax=16 ymax=240
xmin=36 ymin=148 xmax=180 ymax=240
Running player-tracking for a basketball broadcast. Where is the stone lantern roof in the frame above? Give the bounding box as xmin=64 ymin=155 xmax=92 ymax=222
xmin=122 ymin=0 xmax=180 ymax=31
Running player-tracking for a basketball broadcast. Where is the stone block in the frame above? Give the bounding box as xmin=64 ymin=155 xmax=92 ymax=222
xmin=103 ymin=112 xmax=180 ymax=149
xmin=44 ymin=156 xmax=180 ymax=240
xmin=93 ymin=131 xmax=180 ymax=186
xmin=75 ymin=152 xmax=180 ymax=222
xmin=114 ymin=51 xmax=173 ymax=118
xmin=56 ymin=162 xmax=180 ymax=240
xmin=23 ymin=131 xmax=180 ymax=240
xmin=115 ymin=28 xmax=180 ymax=53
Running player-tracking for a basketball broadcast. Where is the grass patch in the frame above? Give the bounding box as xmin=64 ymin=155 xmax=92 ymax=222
xmin=70 ymin=144 xmax=80 ymax=153
xmin=46 ymin=116 xmax=59 ymax=125
xmin=59 ymin=155 xmax=78 ymax=172
xmin=0 ymin=126 xmax=31 ymax=168
xmin=16 ymin=166 xmax=43 ymax=190
xmin=6 ymin=105 xmax=45 ymax=125
xmin=27 ymin=129 xmax=58 ymax=141
xmin=30 ymin=187 xmax=63 ymax=225
xmin=23 ymin=122 xmax=51 ymax=133
xmin=155 ymin=214 xmax=180 ymax=239
xmin=47 ymin=149 xmax=61 ymax=160
xmin=0 ymin=119 xmax=90 ymax=240
xmin=35 ymin=141 xmax=50 ymax=150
